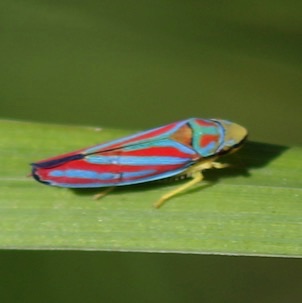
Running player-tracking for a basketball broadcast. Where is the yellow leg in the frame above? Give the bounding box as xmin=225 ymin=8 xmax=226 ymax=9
xmin=93 ymin=187 xmax=115 ymax=200
xmin=211 ymin=162 xmax=229 ymax=169
xmin=153 ymin=160 xmax=229 ymax=208
xmin=92 ymin=161 xmax=228 ymax=207
xmin=154 ymin=170 xmax=204 ymax=208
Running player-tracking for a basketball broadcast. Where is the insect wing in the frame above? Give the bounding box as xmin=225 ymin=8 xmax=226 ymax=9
xmin=33 ymin=120 xmax=183 ymax=167
xmin=32 ymin=119 xmax=200 ymax=187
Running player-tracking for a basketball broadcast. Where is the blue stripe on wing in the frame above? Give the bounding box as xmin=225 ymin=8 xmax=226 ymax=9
xmin=123 ymin=140 xmax=196 ymax=155
xmin=49 ymin=169 xmax=119 ymax=180
xmin=85 ymin=155 xmax=190 ymax=166
xmin=49 ymin=169 xmax=157 ymax=180
xmin=46 ymin=164 xmax=191 ymax=188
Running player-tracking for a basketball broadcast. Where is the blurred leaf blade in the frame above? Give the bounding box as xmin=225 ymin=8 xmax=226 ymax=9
xmin=0 ymin=119 xmax=301 ymax=257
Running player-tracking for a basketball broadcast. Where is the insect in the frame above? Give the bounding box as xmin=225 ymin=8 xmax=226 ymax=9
xmin=31 ymin=118 xmax=247 ymax=208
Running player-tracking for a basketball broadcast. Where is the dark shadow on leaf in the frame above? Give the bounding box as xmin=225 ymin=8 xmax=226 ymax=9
xmin=204 ymin=140 xmax=289 ymax=182
xmin=71 ymin=141 xmax=289 ymax=198
xmin=235 ymin=141 xmax=289 ymax=168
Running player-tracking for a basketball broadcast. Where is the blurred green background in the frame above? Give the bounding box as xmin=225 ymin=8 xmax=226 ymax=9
xmin=1 ymin=0 xmax=301 ymax=302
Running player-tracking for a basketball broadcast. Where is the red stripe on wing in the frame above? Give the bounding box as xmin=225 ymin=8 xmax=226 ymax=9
xmin=33 ymin=160 xmax=190 ymax=186
xmin=34 ymin=122 xmax=182 ymax=166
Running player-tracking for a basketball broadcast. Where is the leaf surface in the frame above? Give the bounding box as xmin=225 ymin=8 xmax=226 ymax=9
xmin=1 ymin=119 xmax=301 ymax=257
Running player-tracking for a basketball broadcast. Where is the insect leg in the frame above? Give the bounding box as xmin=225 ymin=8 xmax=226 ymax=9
xmin=154 ymin=160 xmax=229 ymax=208
xmin=93 ymin=187 xmax=115 ymax=200
xmin=154 ymin=170 xmax=203 ymax=208
xmin=211 ymin=162 xmax=230 ymax=169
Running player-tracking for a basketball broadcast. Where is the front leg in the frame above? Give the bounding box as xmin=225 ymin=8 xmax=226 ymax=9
xmin=154 ymin=160 xmax=228 ymax=208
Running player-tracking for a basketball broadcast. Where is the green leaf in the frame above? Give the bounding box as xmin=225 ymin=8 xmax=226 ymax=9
xmin=1 ymin=119 xmax=301 ymax=257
